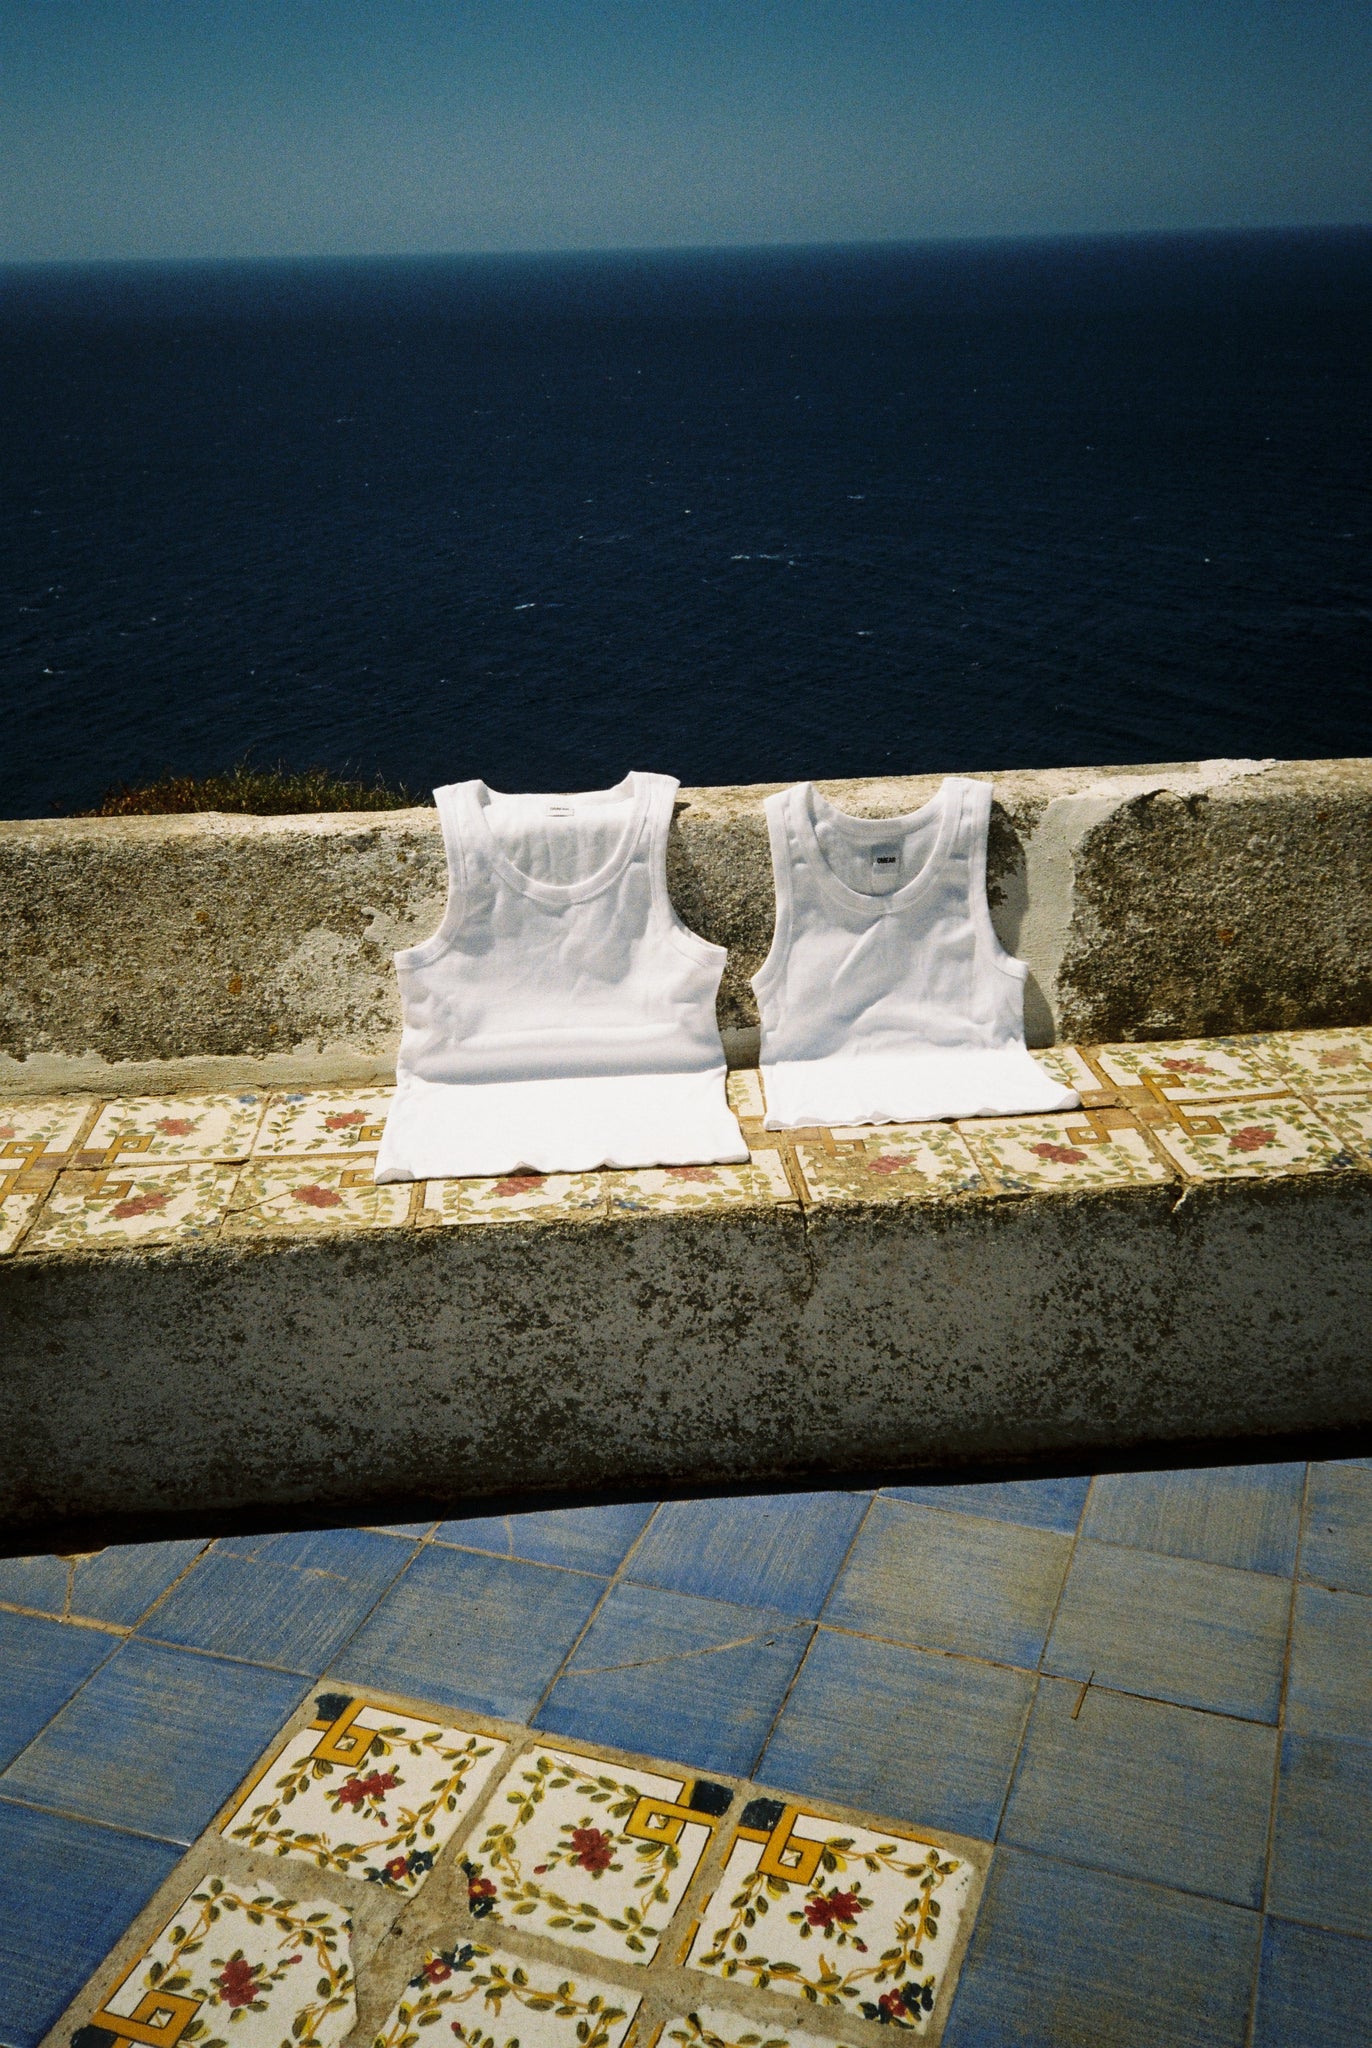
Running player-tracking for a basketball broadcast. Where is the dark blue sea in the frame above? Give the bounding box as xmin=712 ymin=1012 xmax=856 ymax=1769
xmin=2 ymin=228 xmax=1369 ymax=818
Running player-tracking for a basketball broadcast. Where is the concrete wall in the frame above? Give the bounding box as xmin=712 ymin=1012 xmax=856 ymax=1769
xmin=4 ymin=756 xmax=1370 ymax=1096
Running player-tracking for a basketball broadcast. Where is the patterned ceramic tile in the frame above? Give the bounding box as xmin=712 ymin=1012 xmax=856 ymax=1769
xmin=82 ymin=1091 xmax=266 ymax=1163
xmin=797 ymin=1125 xmax=983 ymax=1205
xmin=655 ymin=2006 xmax=859 ymax=2048
xmin=1263 ymin=1027 xmax=1372 ymax=1095
xmin=221 ymin=1692 xmax=506 ymax=1893
xmin=253 ymin=1086 xmax=395 ymax=1155
xmin=224 ymin=1159 xmax=412 ymax=1235
xmin=0 ymin=1182 xmax=48 ymax=1255
xmin=1028 ymin=1044 xmax=1101 ymax=1098
xmin=957 ymin=1114 xmax=1172 ymax=1192
xmin=21 ymin=1161 xmax=240 ymax=1251
xmin=464 ymin=1744 xmax=725 ymax=1962
xmin=1091 ymin=1037 xmax=1285 ymax=1102
xmin=0 ymin=1095 xmax=93 ymax=1181
xmin=372 ymin=1938 xmax=640 ymax=2048
xmin=685 ymin=1800 xmax=977 ymax=2031
xmin=727 ymin=1070 xmax=767 ymax=1120
xmin=87 ymin=1873 xmax=355 ymax=2048
xmin=609 ymin=1157 xmax=794 ymax=1213
xmin=1149 ymin=1096 xmax=1360 ymax=1181
xmin=423 ymin=1172 xmax=606 ymax=1227
xmin=1302 ymin=1090 xmax=1372 ymax=1166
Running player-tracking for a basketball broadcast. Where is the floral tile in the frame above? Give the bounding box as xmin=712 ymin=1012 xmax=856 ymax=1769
xmin=0 ymin=1182 xmax=49 ymax=1255
xmin=21 ymin=1162 xmax=240 ymax=1251
xmin=372 ymin=1937 xmax=640 ymax=2048
xmin=81 ymin=1092 xmax=266 ymax=1164
xmin=685 ymin=1799 xmax=978 ymax=2031
xmin=1091 ymin=1037 xmax=1285 ymax=1102
xmin=253 ymin=1086 xmax=395 ymax=1155
xmin=958 ymin=1114 xmax=1172 ymax=1192
xmin=423 ymin=1172 xmax=606 ymax=1228
xmin=608 ymin=1157 xmax=795 ymax=1213
xmin=221 ymin=1691 xmax=507 ymax=1894
xmin=726 ymin=1070 xmax=767 ymax=1120
xmin=463 ymin=1744 xmax=728 ymax=1962
xmin=653 ymin=2006 xmax=860 ymax=2048
xmin=224 ymin=1160 xmax=413 ymax=1235
xmin=1029 ymin=1044 xmax=1105 ymax=1099
xmin=1313 ymin=1091 xmax=1372 ymax=1164
xmin=1262 ymin=1027 xmax=1372 ymax=1095
xmin=797 ymin=1125 xmax=983 ymax=1206
xmin=1150 ymin=1096 xmax=1363 ymax=1181
xmin=0 ymin=1095 xmax=93 ymax=1183
xmin=86 ymin=1872 xmax=355 ymax=2048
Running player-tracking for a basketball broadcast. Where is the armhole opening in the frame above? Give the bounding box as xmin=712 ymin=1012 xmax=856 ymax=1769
xmin=750 ymin=791 xmax=793 ymax=1001
xmin=651 ymin=778 xmax=725 ymax=965
xmin=394 ymin=785 xmax=467 ymax=967
xmin=965 ymin=781 xmax=1029 ymax=983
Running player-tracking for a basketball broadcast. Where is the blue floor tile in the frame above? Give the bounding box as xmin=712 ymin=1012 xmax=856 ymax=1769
xmin=435 ymin=1502 xmax=657 ymax=1576
xmin=0 ymin=1639 xmax=305 ymax=1844
xmin=1083 ymin=1463 xmax=1305 ymax=1576
xmin=623 ymin=1493 xmax=869 ymax=1617
xmin=330 ymin=1544 xmax=606 ymax=1721
xmin=368 ymin=1520 xmax=438 ymax=1538
xmin=1251 ymin=1916 xmax=1372 ymax=2048
xmin=1302 ymin=1460 xmax=1372 ymax=1597
xmin=0 ymin=1613 xmax=116 ymax=1774
xmin=1269 ymin=1734 xmax=1372 ymax=1939
xmin=537 ymin=1581 xmax=812 ymax=1775
xmin=882 ymin=1474 xmax=1091 ymax=1533
xmin=0 ymin=1799 xmax=181 ymax=2048
xmin=1286 ymin=1583 xmax=1372 ymax=1741
xmin=1000 ymin=1676 xmax=1276 ymax=1907
xmin=824 ymin=1496 xmax=1072 ymax=1667
xmin=1042 ymin=1539 xmax=1289 ymax=1720
xmin=760 ymin=1627 xmax=1035 ymax=1841
xmin=943 ymin=1847 xmax=1260 ymax=2048
xmin=140 ymin=1527 xmax=414 ymax=1672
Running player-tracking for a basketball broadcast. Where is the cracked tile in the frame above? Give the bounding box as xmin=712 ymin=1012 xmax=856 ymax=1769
xmin=85 ymin=1872 xmax=355 ymax=2048
xmin=1029 ymin=1045 xmax=1102 ymax=1098
xmin=608 ymin=1157 xmax=794 ymax=1213
xmin=21 ymin=1161 xmax=240 ymax=1250
xmin=221 ymin=1691 xmax=506 ymax=1893
xmin=726 ymin=1069 xmax=767 ymax=1120
xmin=0 ymin=1181 xmax=49 ymax=1255
xmin=797 ymin=1124 xmax=982 ymax=1204
xmin=958 ymin=1114 xmax=1171 ymax=1192
xmin=225 ymin=1158 xmax=412 ymax=1234
xmin=685 ymin=1800 xmax=979 ymax=2031
xmin=1311 ymin=1090 xmax=1372 ymax=1167
xmin=82 ymin=1090 xmax=266 ymax=1163
xmin=0 ymin=1095 xmax=93 ymax=1175
xmin=1149 ymin=1096 xmax=1360 ymax=1181
xmin=1263 ymin=1026 xmax=1372 ymax=1095
xmin=654 ymin=2007 xmax=861 ymax=2048
xmin=423 ymin=1171 xmax=606 ymax=1227
xmin=1091 ymin=1037 xmax=1285 ymax=1102
xmin=253 ymin=1085 xmax=395 ymax=1155
xmin=464 ymin=1743 xmax=724 ymax=1962
xmin=372 ymin=1937 xmax=640 ymax=2048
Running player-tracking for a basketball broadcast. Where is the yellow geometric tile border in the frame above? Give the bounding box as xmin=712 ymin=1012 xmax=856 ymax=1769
xmin=6 ymin=1026 xmax=1372 ymax=1256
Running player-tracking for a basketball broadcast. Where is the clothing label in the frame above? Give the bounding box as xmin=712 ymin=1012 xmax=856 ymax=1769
xmin=870 ymin=844 xmax=901 ymax=875
xmin=546 ymin=803 xmax=575 ymax=817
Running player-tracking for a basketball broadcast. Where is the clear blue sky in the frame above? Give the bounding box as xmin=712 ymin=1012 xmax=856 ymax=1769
xmin=2 ymin=0 xmax=1369 ymax=264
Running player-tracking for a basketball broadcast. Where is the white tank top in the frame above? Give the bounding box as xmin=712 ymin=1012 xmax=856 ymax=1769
xmin=375 ymin=771 xmax=747 ymax=1179
xmin=753 ymin=776 xmax=1079 ymax=1129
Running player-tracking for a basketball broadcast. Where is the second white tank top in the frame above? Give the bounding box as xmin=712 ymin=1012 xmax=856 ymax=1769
xmin=375 ymin=771 xmax=746 ymax=1179
xmin=753 ymin=776 xmax=1079 ymax=1129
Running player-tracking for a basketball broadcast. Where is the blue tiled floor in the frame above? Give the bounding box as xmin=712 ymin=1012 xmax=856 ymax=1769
xmin=2 ymin=1457 xmax=1370 ymax=2048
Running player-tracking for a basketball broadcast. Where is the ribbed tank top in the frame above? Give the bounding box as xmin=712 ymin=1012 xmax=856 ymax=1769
xmin=753 ymin=776 xmax=1079 ymax=1129
xmin=375 ymin=771 xmax=747 ymax=1179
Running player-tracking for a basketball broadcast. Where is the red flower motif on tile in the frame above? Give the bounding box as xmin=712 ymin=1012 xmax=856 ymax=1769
xmin=385 ymin=1854 xmax=410 ymax=1880
xmin=805 ymin=1887 xmax=863 ymax=1929
xmin=667 ymin=1166 xmax=719 ymax=1182
xmin=1160 ymin=1057 xmax=1214 ymax=1074
xmin=293 ymin=1182 xmax=343 ymax=1207
xmin=216 ymin=1954 xmax=263 ymax=2007
xmin=111 ymin=1191 xmax=170 ymax=1220
xmin=423 ymin=1957 xmax=453 ymax=1984
xmin=0 ymin=1125 xmax=16 ymax=1140
xmin=569 ymin=1825 xmax=615 ymax=1872
xmin=1317 ymin=1047 xmax=1358 ymax=1068
xmin=1229 ymin=1125 xmax=1277 ymax=1153
xmin=468 ymin=1872 xmax=497 ymax=1906
xmin=1029 ymin=1142 xmax=1088 ymax=1166
xmin=155 ymin=1117 xmax=195 ymax=1136
xmin=867 ymin=1154 xmax=909 ymax=1175
xmin=492 ymin=1174 xmax=546 ymax=1197
xmin=324 ymin=1110 xmax=369 ymax=1129
xmin=337 ymin=1768 xmax=399 ymax=1808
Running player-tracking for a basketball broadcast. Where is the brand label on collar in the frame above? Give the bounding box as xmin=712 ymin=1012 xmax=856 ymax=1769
xmin=546 ymin=804 xmax=575 ymax=817
xmin=871 ymin=845 xmax=901 ymax=874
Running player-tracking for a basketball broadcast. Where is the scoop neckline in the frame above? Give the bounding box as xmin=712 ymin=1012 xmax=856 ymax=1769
xmin=794 ymin=778 xmax=961 ymax=916
xmin=463 ymin=771 xmax=652 ymax=903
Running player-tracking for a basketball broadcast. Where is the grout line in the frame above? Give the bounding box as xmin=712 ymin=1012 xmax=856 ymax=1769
xmin=524 ymin=1501 xmax=667 ymax=1725
xmin=988 ymin=1480 xmax=1094 ymax=1842
xmin=0 ymin=1786 xmax=189 ymax=1849
xmin=0 ymin=1597 xmax=128 ymax=1636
